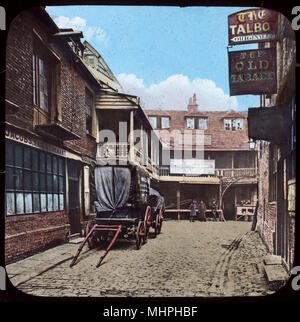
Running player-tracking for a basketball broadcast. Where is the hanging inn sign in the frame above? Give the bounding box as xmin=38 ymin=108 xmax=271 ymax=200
xmin=228 ymin=47 xmax=277 ymax=95
xmin=228 ymin=9 xmax=278 ymax=45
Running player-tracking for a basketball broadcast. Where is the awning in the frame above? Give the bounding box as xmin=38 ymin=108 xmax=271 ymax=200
xmin=95 ymin=90 xmax=139 ymax=110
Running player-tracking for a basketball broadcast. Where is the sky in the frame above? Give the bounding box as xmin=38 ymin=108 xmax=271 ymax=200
xmin=45 ymin=5 xmax=261 ymax=111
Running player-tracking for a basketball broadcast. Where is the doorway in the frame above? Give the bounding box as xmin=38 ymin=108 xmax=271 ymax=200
xmin=68 ymin=160 xmax=82 ymax=235
xmin=223 ymin=187 xmax=235 ymax=220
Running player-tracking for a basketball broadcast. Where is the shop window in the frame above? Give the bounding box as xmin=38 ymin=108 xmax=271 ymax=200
xmin=5 ymin=140 xmax=65 ymax=216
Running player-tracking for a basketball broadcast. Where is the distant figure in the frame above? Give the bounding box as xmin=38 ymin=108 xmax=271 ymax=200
xmin=189 ymin=199 xmax=198 ymax=222
xmin=198 ymin=200 xmax=207 ymax=222
xmin=210 ymin=199 xmax=218 ymax=221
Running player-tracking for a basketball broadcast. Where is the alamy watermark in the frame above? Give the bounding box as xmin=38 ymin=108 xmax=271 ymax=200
xmin=292 ymin=6 xmax=300 ymax=31
xmin=291 ymin=266 xmax=300 ymax=291
xmin=97 ymin=124 xmax=205 ymax=166
xmin=0 ymin=266 xmax=6 ymax=290
xmin=0 ymin=6 xmax=6 ymax=30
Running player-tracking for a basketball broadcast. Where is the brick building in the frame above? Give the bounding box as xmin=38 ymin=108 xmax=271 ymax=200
xmin=248 ymin=13 xmax=296 ymax=269
xmin=4 ymin=7 xmax=100 ymax=262
xmin=4 ymin=7 xmax=161 ymax=263
xmin=145 ymin=95 xmax=258 ymax=220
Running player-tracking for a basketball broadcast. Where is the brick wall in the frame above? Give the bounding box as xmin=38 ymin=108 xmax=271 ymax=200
xmin=5 ymin=12 xmax=34 ymax=130
xmin=5 ymin=211 xmax=70 ymax=263
xmin=5 ymin=8 xmax=97 ymax=159
xmin=145 ymin=110 xmax=250 ymax=151
xmin=256 ymin=141 xmax=276 ymax=253
xmin=289 ymin=212 xmax=295 ymax=267
xmin=4 ymin=8 xmax=98 ymax=263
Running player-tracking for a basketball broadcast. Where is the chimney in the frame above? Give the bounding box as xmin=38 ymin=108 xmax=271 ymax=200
xmin=187 ymin=93 xmax=198 ymax=112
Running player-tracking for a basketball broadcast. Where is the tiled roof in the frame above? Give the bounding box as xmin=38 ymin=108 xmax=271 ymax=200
xmin=144 ymin=109 xmax=250 ymax=151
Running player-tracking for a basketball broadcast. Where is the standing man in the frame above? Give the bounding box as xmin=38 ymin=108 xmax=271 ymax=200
xmin=189 ymin=199 xmax=198 ymax=222
xmin=210 ymin=199 xmax=218 ymax=221
xmin=198 ymin=200 xmax=207 ymax=222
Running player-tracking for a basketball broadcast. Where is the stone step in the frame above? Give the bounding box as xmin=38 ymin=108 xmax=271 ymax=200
xmin=68 ymin=233 xmax=80 ymax=240
xmin=69 ymin=237 xmax=85 ymax=244
xmin=264 ymin=254 xmax=282 ymax=265
xmin=264 ymin=264 xmax=289 ymax=283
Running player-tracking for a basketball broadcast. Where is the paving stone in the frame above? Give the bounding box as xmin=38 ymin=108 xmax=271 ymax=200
xmin=7 ymin=221 xmax=280 ymax=297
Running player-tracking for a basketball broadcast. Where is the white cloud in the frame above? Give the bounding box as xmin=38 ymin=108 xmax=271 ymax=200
xmin=52 ymin=15 xmax=108 ymax=45
xmin=117 ymin=74 xmax=238 ymax=111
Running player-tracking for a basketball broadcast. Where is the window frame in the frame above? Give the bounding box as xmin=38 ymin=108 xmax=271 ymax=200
xmin=85 ymin=87 xmax=94 ymax=135
xmin=5 ymin=140 xmax=66 ymax=216
xmin=186 ymin=117 xmax=195 ymax=129
xmin=198 ymin=117 xmax=208 ymax=130
xmin=161 ymin=116 xmax=170 ymax=129
xmin=224 ymin=118 xmax=244 ymax=131
xmin=149 ymin=116 xmax=158 ymax=129
xmin=32 ymin=52 xmax=51 ymax=113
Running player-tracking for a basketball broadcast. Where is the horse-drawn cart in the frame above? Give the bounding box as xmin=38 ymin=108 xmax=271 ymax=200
xmin=70 ymin=165 xmax=153 ymax=267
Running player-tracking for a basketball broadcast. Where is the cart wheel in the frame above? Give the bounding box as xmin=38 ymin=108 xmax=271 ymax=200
xmin=143 ymin=206 xmax=151 ymax=244
xmin=136 ymin=220 xmax=144 ymax=250
xmin=86 ymin=219 xmax=97 ymax=249
xmin=157 ymin=210 xmax=163 ymax=234
xmin=153 ymin=213 xmax=159 ymax=238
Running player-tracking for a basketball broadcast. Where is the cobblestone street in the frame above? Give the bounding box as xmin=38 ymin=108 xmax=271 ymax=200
xmin=7 ymin=221 xmax=277 ymax=297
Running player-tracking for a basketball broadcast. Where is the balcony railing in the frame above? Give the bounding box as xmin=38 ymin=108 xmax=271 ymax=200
xmin=96 ymin=142 xmax=159 ymax=176
xmin=159 ymin=166 xmax=257 ymax=178
xmin=215 ymin=168 xmax=257 ymax=177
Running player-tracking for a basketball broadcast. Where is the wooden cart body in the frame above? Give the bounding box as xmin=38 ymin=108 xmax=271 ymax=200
xmin=70 ymin=165 xmax=152 ymax=267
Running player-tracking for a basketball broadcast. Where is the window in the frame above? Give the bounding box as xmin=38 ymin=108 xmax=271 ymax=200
xmin=236 ymin=187 xmax=252 ymax=205
xmin=149 ymin=116 xmax=170 ymax=129
xmin=224 ymin=118 xmax=244 ymax=131
xmin=32 ymin=54 xmax=50 ymax=112
xmin=85 ymin=88 xmax=93 ymax=135
xmin=5 ymin=140 xmax=65 ymax=216
xmin=161 ymin=117 xmax=170 ymax=129
xmin=186 ymin=117 xmax=195 ymax=129
xmin=231 ymin=119 xmax=237 ymax=131
xmin=149 ymin=116 xmax=157 ymax=129
xmin=237 ymin=119 xmax=244 ymax=130
xmin=199 ymin=118 xmax=207 ymax=130
xmin=225 ymin=119 xmax=231 ymax=130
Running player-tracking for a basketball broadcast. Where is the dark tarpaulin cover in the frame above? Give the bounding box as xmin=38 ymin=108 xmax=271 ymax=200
xmin=94 ymin=167 xmax=131 ymax=213
xmin=149 ymin=188 xmax=165 ymax=211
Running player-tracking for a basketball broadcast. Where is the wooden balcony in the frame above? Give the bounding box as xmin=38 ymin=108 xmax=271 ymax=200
xmin=33 ymin=107 xmax=80 ymax=141
xmin=159 ymin=166 xmax=257 ymax=182
xmin=160 ymin=166 xmax=256 ymax=177
xmin=96 ymin=142 xmax=159 ymax=177
xmin=215 ymin=168 xmax=257 ymax=178
xmin=35 ymin=123 xmax=80 ymax=141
